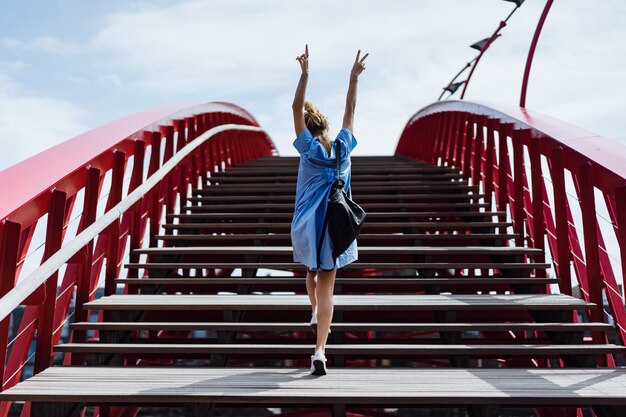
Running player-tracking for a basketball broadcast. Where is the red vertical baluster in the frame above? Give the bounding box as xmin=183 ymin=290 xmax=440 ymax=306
xmin=225 ymin=131 xmax=233 ymax=169
xmin=463 ymin=114 xmax=476 ymax=179
xmin=148 ymin=131 xmax=162 ymax=250
xmin=577 ymin=162 xmax=605 ymax=351
xmin=549 ymin=148 xmax=572 ymax=295
xmin=437 ymin=114 xmax=450 ymax=166
xmin=529 ymin=136 xmax=546 ymax=277
xmin=484 ymin=119 xmax=497 ymax=208
xmin=128 ymin=140 xmax=146 ymax=282
xmin=472 ymin=116 xmax=486 ymax=189
xmin=175 ymin=119 xmax=189 ymax=207
xmin=512 ymin=129 xmax=525 ymax=247
xmin=186 ymin=116 xmax=196 ymax=142
xmin=71 ymin=166 xmax=102 ymax=365
xmin=497 ymin=122 xmax=509 ymax=214
xmin=444 ymin=112 xmax=456 ymax=166
xmin=33 ymin=190 xmax=67 ymax=374
xmin=613 ymin=186 xmax=626 ymax=306
xmin=0 ymin=221 xmax=21 ymax=393
xmin=455 ymin=113 xmax=466 ymax=170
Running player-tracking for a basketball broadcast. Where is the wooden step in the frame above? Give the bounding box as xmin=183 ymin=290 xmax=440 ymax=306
xmin=202 ymin=180 xmax=470 ymax=188
xmin=218 ymin=167 xmax=458 ymax=175
xmin=4 ymin=367 xmax=626 ymax=410
xmin=206 ymin=173 xmax=465 ymax=183
xmin=53 ymin=343 xmax=624 ymax=357
xmin=193 ymin=182 xmax=478 ymax=198
xmin=156 ymin=233 xmax=519 ymax=243
xmin=187 ymin=194 xmax=484 ymax=203
xmin=115 ymin=277 xmax=557 ymax=294
xmin=194 ymin=184 xmax=480 ymax=195
xmin=84 ymin=294 xmax=592 ymax=311
xmin=115 ymin=277 xmax=558 ymax=286
xmin=70 ymin=321 xmax=609 ymax=332
xmin=161 ymin=221 xmax=510 ymax=232
xmin=182 ymin=202 xmax=491 ymax=212
xmin=247 ymin=157 xmax=414 ymax=164
xmin=134 ymin=246 xmax=541 ymax=257
xmin=168 ymin=211 xmax=506 ymax=220
xmin=125 ymin=261 xmax=549 ymax=271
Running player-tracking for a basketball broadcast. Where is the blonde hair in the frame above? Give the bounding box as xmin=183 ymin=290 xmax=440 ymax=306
xmin=304 ymin=101 xmax=331 ymax=155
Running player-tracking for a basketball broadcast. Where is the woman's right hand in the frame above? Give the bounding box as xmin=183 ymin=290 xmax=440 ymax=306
xmin=350 ymin=49 xmax=369 ymax=81
xmin=296 ymin=44 xmax=309 ymax=75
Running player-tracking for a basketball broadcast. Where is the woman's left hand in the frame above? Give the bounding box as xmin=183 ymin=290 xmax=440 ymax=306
xmin=296 ymin=44 xmax=309 ymax=75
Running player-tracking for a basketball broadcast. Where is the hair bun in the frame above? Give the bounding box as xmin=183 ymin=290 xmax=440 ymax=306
xmin=304 ymin=101 xmax=317 ymax=115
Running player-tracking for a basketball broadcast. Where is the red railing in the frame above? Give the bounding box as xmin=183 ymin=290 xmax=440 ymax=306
xmin=396 ymin=100 xmax=626 ymax=365
xmin=0 ymin=102 xmax=275 ymax=415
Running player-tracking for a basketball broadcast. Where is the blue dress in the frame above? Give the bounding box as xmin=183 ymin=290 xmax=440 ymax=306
xmin=291 ymin=127 xmax=359 ymax=271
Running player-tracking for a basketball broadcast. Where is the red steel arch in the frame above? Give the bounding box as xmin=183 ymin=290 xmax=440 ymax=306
xmin=396 ymin=100 xmax=626 ymax=361
xmin=0 ymin=102 xmax=275 ymax=416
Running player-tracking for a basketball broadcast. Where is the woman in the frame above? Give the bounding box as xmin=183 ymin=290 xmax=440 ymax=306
xmin=290 ymin=44 xmax=368 ymax=376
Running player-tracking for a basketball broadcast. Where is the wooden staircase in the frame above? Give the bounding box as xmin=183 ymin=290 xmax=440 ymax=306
xmin=2 ymin=156 xmax=626 ymax=417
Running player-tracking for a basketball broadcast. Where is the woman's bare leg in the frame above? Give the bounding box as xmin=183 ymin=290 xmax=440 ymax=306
xmin=305 ymin=269 xmax=317 ymax=314
xmin=314 ymin=269 xmax=337 ymax=353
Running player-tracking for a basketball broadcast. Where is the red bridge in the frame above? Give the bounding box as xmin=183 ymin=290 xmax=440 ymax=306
xmin=0 ymin=99 xmax=626 ymax=417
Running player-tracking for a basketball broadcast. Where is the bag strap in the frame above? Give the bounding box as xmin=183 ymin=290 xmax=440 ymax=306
xmin=315 ymin=140 xmax=342 ymax=270
xmin=336 ymin=139 xmax=352 ymax=197
xmin=335 ymin=140 xmax=341 ymax=181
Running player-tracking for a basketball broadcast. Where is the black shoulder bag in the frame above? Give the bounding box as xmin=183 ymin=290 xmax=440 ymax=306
xmin=316 ymin=140 xmax=367 ymax=269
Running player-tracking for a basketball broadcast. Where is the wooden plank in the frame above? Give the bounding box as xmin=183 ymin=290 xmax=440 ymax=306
xmin=4 ymin=366 xmax=626 ymax=406
xmin=84 ymin=294 xmax=592 ymax=311
xmin=114 ymin=277 xmax=559 ymax=286
xmin=205 ymin=173 xmax=465 ymax=182
xmin=182 ymin=203 xmax=491 ymax=212
xmin=200 ymin=181 xmax=473 ymax=189
xmin=52 ymin=343 xmax=625 ymax=356
xmin=125 ymin=262 xmax=550 ymax=270
xmin=161 ymin=221 xmax=511 ymax=231
xmin=219 ymin=167 xmax=458 ymax=174
xmin=187 ymin=194 xmax=484 ymax=203
xmin=194 ymin=184 xmax=479 ymax=195
xmin=69 ymin=322 xmax=611 ymax=332
xmin=156 ymin=233 xmax=519 ymax=242
xmin=133 ymin=245 xmax=542 ymax=256
xmin=168 ymin=211 xmax=505 ymax=220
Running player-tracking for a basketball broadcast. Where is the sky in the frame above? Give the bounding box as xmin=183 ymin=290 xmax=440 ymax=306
xmin=1 ymin=0 xmax=625 ymax=171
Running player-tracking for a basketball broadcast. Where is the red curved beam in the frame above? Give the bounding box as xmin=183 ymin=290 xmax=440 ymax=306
xmin=520 ymin=0 xmax=554 ymax=107
xmin=396 ymin=100 xmax=626 ymax=366
xmin=460 ymin=21 xmax=506 ymax=100
xmin=0 ymin=102 xmax=269 ymax=225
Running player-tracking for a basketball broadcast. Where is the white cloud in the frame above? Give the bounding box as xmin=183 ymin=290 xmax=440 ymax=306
xmin=0 ymin=73 xmax=88 ymax=170
xmin=0 ymin=0 xmax=624 ymax=164
xmin=0 ymin=60 xmax=27 ymax=72
xmin=86 ymin=0 xmax=625 ymax=156
xmin=1 ymin=35 xmax=79 ymax=55
xmin=99 ymin=73 xmax=123 ymax=87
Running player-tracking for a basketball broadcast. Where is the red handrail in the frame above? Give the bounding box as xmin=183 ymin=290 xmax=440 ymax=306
xmin=396 ymin=100 xmax=626 ymax=365
xmin=0 ymin=102 xmax=275 ymax=415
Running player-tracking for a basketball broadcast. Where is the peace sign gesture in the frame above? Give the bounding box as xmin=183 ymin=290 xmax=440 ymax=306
xmin=350 ymin=49 xmax=369 ymax=80
xmin=296 ymin=44 xmax=309 ymax=75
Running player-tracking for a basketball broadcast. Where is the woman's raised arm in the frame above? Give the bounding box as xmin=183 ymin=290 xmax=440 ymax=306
xmin=342 ymin=50 xmax=369 ymax=133
xmin=292 ymin=44 xmax=309 ymax=136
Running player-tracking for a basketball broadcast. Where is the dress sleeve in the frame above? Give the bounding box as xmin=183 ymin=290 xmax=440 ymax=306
xmin=293 ymin=129 xmax=314 ymax=155
xmin=336 ymin=128 xmax=358 ymax=155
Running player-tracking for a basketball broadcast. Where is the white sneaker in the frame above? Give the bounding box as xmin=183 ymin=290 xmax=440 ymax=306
xmin=310 ymin=313 xmax=317 ymax=335
xmin=310 ymin=350 xmax=327 ymax=376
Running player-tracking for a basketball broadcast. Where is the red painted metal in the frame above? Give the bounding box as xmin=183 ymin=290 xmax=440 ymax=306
xmin=0 ymin=102 xmax=275 ymax=416
xmin=396 ymin=100 xmax=626 ymax=364
xmin=520 ymin=0 xmax=554 ymax=108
